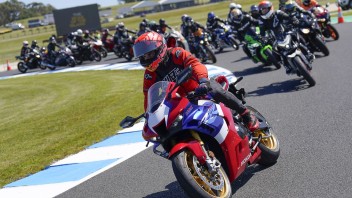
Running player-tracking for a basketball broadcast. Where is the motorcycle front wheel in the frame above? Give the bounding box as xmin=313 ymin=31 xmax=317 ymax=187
xmin=313 ymin=35 xmax=329 ymax=56
xmin=205 ymin=45 xmax=217 ymax=64
xmin=263 ymin=49 xmax=282 ymax=69
xmin=172 ymin=149 xmax=232 ymax=198
xmin=17 ymin=62 xmax=28 ymax=73
xmin=327 ymin=25 xmax=339 ymax=40
xmin=229 ymin=37 xmax=239 ymax=50
xmin=68 ymin=58 xmax=76 ymax=67
xmin=294 ymin=56 xmax=316 ymax=86
xmin=92 ymin=50 xmax=102 ymax=62
xmin=101 ymin=47 xmax=108 ymax=58
xmin=246 ymin=106 xmax=280 ymax=166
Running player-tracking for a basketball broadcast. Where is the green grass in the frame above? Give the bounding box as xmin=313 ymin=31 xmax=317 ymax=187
xmin=0 ymin=70 xmax=144 ymax=187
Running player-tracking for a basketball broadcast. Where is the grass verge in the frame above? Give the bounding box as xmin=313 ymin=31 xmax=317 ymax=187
xmin=0 ymin=70 xmax=144 ymax=187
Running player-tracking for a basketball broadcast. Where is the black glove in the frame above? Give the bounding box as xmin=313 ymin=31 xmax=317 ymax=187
xmin=195 ymin=78 xmax=209 ymax=96
xmin=292 ymin=17 xmax=300 ymax=25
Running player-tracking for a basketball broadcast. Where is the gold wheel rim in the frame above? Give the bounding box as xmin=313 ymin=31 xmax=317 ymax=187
xmin=184 ymin=150 xmax=229 ymax=197
xmin=254 ymin=129 xmax=278 ymax=150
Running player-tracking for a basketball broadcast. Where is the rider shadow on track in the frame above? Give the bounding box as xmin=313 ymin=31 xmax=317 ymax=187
xmin=143 ymin=181 xmax=188 ymax=198
xmin=231 ymin=164 xmax=270 ymax=194
xmin=233 ymin=65 xmax=278 ymax=77
xmin=247 ymin=78 xmax=310 ymax=97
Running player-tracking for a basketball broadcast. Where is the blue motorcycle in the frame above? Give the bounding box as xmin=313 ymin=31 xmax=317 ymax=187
xmin=213 ymin=24 xmax=240 ymax=52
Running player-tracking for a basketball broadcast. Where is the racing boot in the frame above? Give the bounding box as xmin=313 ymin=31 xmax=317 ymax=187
xmin=241 ymin=109 xmax=259 ymax=133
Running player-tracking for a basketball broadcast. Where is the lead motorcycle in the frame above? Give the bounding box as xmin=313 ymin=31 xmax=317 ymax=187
xmin=120 ymin=67 xmax=280 ymax=198
xmin=15 ymin=48 xmax=46 ymax=73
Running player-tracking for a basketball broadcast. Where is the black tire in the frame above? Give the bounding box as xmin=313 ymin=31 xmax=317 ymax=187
xmin=17 ymin=62 xmax=28 ymax=73
xmin=205 ymin=45 xmax=217 ymax=64
xmin=229 ymin=37 xmax=239 ymax=50
xmin=93 ymin=50 xmax=102 ymax=62
xmin=246 ymin=106 xmax=280 ymax=166
xmin=314 ymin=35 xmax=329 ymax=56
xmin=172 ymin=149 xmax=232 ymax=198
xmin=38 ymin=61 xmax=46 ymax=70
xmin=68 ymin=58 xmax=76 ymax=67
xmin=76 ymin=57 xmax=83 ymax=65
xmin=327 ymin=25 xmax=339 ymax=40
xmin=48 ymin=66 xmax=56 ymax=70
xmin=293 ymin=56 xmax=316 ymax=86
xmin=101 ymin=47 xmax=108 ymax=58
xmin=264 ymin=49 xmax=281 ymax=69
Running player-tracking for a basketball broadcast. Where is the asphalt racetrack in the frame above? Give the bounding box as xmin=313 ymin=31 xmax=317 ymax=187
xmin=3 ymin=23 xmax=352 ymax=198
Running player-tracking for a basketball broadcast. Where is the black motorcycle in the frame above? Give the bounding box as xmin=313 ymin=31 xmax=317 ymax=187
xmin=15 ymin=49 xmax=46 ymax=73
xmin=115 ymin=35 xmax=135 ymax=61
xmin=70 ymin=42 xmax=101 ymax=65
xmin=273 ymin=25 xmax=316 ymax=86
xmin=297 ymin=13 xmax=329 ymax=56
xmin=188 ymin=32 xmax=217 ymax=64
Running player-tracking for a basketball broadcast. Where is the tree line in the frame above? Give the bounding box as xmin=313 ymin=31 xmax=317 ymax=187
xmin=0 ymin=0 xmax=55 ymax=26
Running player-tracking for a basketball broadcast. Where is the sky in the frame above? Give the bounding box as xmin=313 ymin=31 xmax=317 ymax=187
xmin=0 ymin=0 xmax=122 ymax=9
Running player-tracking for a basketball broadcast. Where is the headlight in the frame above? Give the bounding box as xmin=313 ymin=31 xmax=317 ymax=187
xmin=171 ymin=114 xmax=183 ymax=127
xmin=301 ymin=28 xmax=310 ymax=34
xmin=200 ymin=40 xmax=204 ymax=44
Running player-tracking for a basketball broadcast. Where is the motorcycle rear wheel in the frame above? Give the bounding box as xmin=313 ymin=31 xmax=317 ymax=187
xmin=246 ymin=106 xmax=280 ymax=166
xmin=172 ymin=149 xmax=232 ymax=198
xmin=17 ymin=62 xmax=28 ymax=73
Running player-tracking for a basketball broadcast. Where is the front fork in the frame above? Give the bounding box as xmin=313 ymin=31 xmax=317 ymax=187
xmin=191 ymin=131 xmax=221 ymax=174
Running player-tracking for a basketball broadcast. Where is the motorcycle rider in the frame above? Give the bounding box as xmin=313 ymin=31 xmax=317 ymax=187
xmin=180 ymin=14 xmax=189 ymax=37
xmin=284 ymin=1 xmax=315 ymax=19
xmin=229 ymin=8 xmax=260 ymax=58
xmin=101 ymin=29 xmax=112 ymax=46
xmin=183 ymin=16 xmax=207 ymax=54
xmin=258 ymin=0 xmax=315 ymax=73
xmin=47 ymin=36 xmax=61 ymax=64
xmin=206 ymin=11 xmax=227 ymax=49
xmin=227 ymin=3 xmax=244 ymax=21
xmin=137 ymin=21 xmax=150 ymax=37
xmin=133 ymin=31 xmax=260 ymax=133
xmin=249 ymin=5 xmax=261 ymax=19
xmin=20 ymin=40 xmax=31 ymax=58
xmin=159 ymin=18 xmax=172 ymax=34
xmin=31 ymin=40 xmax=40 ymax=50
xmin=296 ymin=0 xmax=319 ymax=10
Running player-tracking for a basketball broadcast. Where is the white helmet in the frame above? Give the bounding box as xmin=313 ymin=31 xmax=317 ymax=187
xmin=229 ymin=3 xmax=237 ymax=9
xmin=76 ymin=29 xmax=83 ymax=36
xmin=23 ymin=40 xmax=28 ymax=46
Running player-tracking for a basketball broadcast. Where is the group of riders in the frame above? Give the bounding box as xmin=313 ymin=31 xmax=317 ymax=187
xmin=18 ymin=0 xmax=332 ymax=75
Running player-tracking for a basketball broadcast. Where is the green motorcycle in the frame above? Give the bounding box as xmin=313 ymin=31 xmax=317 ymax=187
xmin=242 ymin=33 xmax=282 ymax=69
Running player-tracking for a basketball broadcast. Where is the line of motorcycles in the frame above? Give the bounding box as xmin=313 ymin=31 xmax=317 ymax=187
xmin=189 ymin=5 xmax=338 ymax=87
xmin=15 ymin=42 xmax=103 ymax=73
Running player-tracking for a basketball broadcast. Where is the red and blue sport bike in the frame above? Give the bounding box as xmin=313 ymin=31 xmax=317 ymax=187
xmin=120 ymin=67 xmax=280 ymax=198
